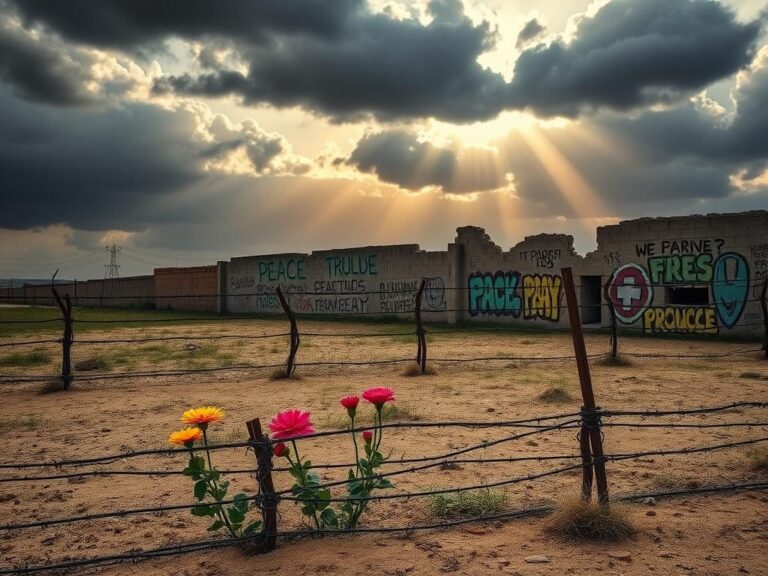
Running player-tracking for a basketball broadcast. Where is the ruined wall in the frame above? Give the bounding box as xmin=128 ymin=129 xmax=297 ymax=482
xmin=224 ymin=245 xmax=450 ymax=319
xmin=3 ymin=276 xmax=155 ymax=308
xmin=600 ymin=211 xmax=767 ymax=337
xmin=154 ymin=266 xmax=218 ymax=311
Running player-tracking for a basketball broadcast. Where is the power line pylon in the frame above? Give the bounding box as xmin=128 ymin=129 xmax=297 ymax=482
xmin=104 ymin=244 xmax=121 ymax=279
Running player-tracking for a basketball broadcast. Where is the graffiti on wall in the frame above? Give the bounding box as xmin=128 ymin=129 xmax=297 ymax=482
xmin=378 ymin=277 xmax=447 ymax=313
xmin=609 ymin=242 xmax=751 ymax=334
xmin=519 ymin=249 xmax=561 ymax=270
xmin=467 ymin=271 xmax=562 ymax=321
xmin=314 ymin=279 xmax=369 ymax=313
xmin=258 ymin=258 xmax=306 ymax=282
xmin=326 ymin=254 xmax=377 ymax=277
xmin=750 ymin=243 xmax=768 ymax=298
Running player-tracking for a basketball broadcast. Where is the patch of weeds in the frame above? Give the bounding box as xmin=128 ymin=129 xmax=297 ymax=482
xmin=0 ymin=350 xmax=51 ymax=367
xmin=596 ymin=355 xmax=633 ymax=367
xmin=651 ymin=473 xmax=701 ymax=491
xmin=537 ymin=386 xmax=574 ymax=404
xmin=546 ymin=494 xmax=635 ymax=541
xmin=0 ymin=414 xmax=43 ymax=432
xmin=740 ymin=372 xmax=767 ymax=380
xmin=746 ymin=446 xmax=768 ymax=472
xmin=402 ymin=362 xmax=437 ymax=377
xmin=429 ymin=489 xmax=506 ymax=519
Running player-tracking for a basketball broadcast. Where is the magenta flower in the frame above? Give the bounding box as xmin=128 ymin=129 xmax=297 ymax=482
xmin=340 ymin=395 xmax=360 ymax=410
xmin=361 ymin=387 xmax=395 ymax=407
xmin=362 ymin=430 xmax=373 ymax=443
xmin=269 ymin=409 xmax=315 ymax=440
xmin=273 ymin=442 xmax=288 ymax=457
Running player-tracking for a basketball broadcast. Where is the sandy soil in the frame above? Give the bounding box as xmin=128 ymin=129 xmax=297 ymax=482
xmin=1 ymin=318 xmax=767 ymax=575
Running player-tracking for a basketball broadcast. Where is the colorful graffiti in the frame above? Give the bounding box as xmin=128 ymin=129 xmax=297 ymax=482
xmin=712 ymin=252 xmax=749 ymax=328
xmin=607 ymin=264 xmax=654 ymax=323
xmin=642 ymin=307 xmax=718 ymax=334
xmin=609 ymin=245 xmax=751 ymax=334
xmin=467 ymin=271 xmax=561 ymax=321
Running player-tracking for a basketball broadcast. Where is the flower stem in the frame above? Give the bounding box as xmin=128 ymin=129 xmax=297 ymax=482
xmin=350 ymin=414 xmax=362 ymax=478
xmin=202 ymin=428 xmax=237 ymax=537
xmin=291 ymin=439 xmax=321 ymax=530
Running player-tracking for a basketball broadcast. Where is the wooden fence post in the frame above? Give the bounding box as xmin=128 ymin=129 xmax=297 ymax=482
xmin=761 ymin=279 xmax=768 ymax=360
xmin=414 ymin=280 xmax=427 ymax=374
xmin=603 ymin=272 xmax=618 ymax=361
xmin=562 ymin=267 xmax=609 ymax=504
xmin=51 ymin=286 xmax=73 ymax=391
xmin=246 ymin=418 xmax=278 ymax=552
xmin=275 ymin=287 xmax=299 ymax=377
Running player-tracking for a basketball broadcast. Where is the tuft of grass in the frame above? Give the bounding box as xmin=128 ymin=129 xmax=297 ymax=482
xmin=0 ymin=414 xmax=43 ymax=433
xmin=597 ymin=355 xmax=633 ymax=367
xmin=746 ymin=446 xmax=768 ymax=472
xmin=651 ymin=473 xmax=701 ymax=491
xmin=429 ymin=489 xmax=507 ymax=519
xmin=740 ymin=371 xmax=767 ymax=380
xmin=269 ymin=368 xmax=302 ymax=380
xmin=402 ymin=362 xmax=438 ymax=377
xmin=0 ymin=350 xmax=51 ymax=367
xmin=537 ymin=386 xmax=574 ymax=404
xmin=546 ymin=494 xmax=635 ymax=541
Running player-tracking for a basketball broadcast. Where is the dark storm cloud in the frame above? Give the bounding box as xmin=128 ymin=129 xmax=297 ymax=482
xmin=156 ymin=0 xmax=508 ymax=123
xmin=515 ymin=18 xmax=545 ymax=49
xmin=507 ymin=0 xmax=762 ymax=117
xmin=0 ymin=89 xmax=306 ymax=230
xmin=0 ymin=15 xmax=94 ymax=105
xmin=349 ymin=129 xmax=509 ymax=193
xmin=4 ymin=0 xmax=362 ymax=48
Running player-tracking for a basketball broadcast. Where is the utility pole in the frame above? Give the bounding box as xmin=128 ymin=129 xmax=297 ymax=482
xmin=104 ymin=244 xmax=121 ymax=279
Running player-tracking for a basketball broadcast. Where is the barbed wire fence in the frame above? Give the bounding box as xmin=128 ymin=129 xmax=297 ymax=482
xmin=0 ymin=269 xmax=767 ymax=573
xmin=0 ymin=274 xmax=766 ymax=390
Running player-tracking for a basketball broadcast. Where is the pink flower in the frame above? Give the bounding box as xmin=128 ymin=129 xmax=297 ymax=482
xmin=362 ymin=387 xmax=395 ymax=407
xmin=273 ymin=442 xmax=288 ymax=458
xmin=340 ymin=396 xmax=360 ymax=410
xmin=362 ymin=430 xmax=373 ymax=443
xmin=268 ymin=409 xmax=316 ymax=440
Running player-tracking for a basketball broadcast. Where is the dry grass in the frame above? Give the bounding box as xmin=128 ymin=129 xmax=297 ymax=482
xmin=0 ymin=350 xmax=51 ymax=367
xmin=269 ymin=368 xmax=302 ymax=380
xmin=596 ymin=354 xmax=633 ymax=367
xmin=402 ymin=361 xmax=438 ymax=377
xmin=739 ymin=371 xmax=768 ymax=380
xmin=651 ymin=473 xmax=701 ymax=491
xmin=546 ymin=494 xmax=636 ymax=541
xmin=537 ymin=386 xmax=574 ymax=404
xmin=746 ymin=446 xmax=768 ymax=472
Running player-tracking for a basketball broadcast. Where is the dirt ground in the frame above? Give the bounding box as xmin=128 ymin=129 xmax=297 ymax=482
xmin=1 ymin=317 xmax=767 ymax=575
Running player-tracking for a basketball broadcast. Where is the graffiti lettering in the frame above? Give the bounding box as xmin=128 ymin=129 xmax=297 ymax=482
xmin=379 ymin=280 xmax=418 ymax=314
xmin=750 ymin=243 xmax=768 ymax=298
xmin=424 ymin=277 xmax=447 ymax=311
xmin=314 ymin=278 xmax=369 ymax=314
xmin=522 ymin=274 xmax=562 ymax=321
xmin=642 ymin=306 xmax=718 ymax=334
xmin=468 ymin=272 xmax=522 ymax=317
xmin=258 ymin=259 xmax=306 ymax=282
xmin=230 ymin=275 xmax=255 ymax=291
xmin=635 ymin=239 xmax=724 ymax=258
xmin=326 ymin=254 xmax=377 ymax=277
xmin=520 ymin=249 xmax=561 ymax=269
xmin=647 ymin=254 xmax=713 ymax=284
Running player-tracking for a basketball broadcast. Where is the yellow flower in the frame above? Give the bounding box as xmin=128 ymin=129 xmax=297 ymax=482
xmin=169 ymin=427 xmax=203 ymax=446
xmin=181 ymin=406 xmax=225 ymax=426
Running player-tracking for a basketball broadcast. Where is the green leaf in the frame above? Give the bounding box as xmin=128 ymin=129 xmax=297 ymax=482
xmin=194 ymin=480 xmax=208 ymax=501
xmin=207 ymin=519 xmax=225 ymax=532
xmin=314 ymin=489 xmax=331 ymax=511
xmin=233 ymin=493 xmax=249 ymax=513
xmin=320 ymin=508 xmax=338 ymax=527
xmin=303 ymin=460 xmax=312 ymax=469
xmin=348 ymin=469 xmax=356 ymax=481
xmin=243 ymin=520 xmax=263 ymax=535
xmin=191 ymin=505 xmax=216 ymax=517
xmin=301 ymin=503 xmax=316 ymax=515
xmin=377 ymin=478 xmax=394 ymax=489
xmin=228 ymin=507 xmax=246 ymax=524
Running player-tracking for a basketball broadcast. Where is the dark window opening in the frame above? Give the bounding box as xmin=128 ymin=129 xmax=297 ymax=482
xmin=666 ymin=286 xmax=709 ymax=306
xmin=580 ymin=276 xmax=602 ymax=324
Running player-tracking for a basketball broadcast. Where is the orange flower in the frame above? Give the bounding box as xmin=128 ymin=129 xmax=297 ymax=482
xmin=181 ymin=406 xmax=225 ymax=427
xmin=169 ymin=427 xmax=203 ymax=446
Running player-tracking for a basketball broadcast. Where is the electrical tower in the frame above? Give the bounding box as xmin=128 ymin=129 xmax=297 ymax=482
xmin=104 ymin=244 xmax=121 ymax=278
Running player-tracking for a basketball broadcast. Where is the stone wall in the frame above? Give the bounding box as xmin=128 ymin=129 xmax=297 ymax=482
xmin=154 ymin=266 xmax=219 ymax=311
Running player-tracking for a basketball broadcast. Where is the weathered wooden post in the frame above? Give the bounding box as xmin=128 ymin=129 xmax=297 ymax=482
xmin=246 ymin=418 xmax=278 ymax=552
xmin=275 ymin=286 xmax=299 ymax=376
xmin=603 ymin=272 xmax=618 ymax=362
xmin=414 ymin=280 xmax=427 ymax=374
xmin=562 ymin=267 xmax=609 ymax=504
xmin=761 ymin=279 xmax=768 ymax=360
xmin=51 ymin=286 xmax=74 ymax=391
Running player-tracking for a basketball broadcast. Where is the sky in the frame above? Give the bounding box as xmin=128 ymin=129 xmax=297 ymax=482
xmin=0 ymin=0 xmax=767 ymax=280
